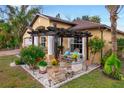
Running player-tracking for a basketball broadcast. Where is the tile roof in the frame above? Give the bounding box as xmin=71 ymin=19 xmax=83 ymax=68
xmin=70 ymin=20 xmax=107 ymax=30
xmin=24 ymin=14 xmax=124 ymax=36
xmin=42 ymin=14 xmax=76 ymax=25
xmin=70 ymin=20 xmax=124 ymax=35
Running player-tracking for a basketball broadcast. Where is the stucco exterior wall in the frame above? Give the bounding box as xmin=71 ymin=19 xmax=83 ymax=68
xmin=22 ymin=16 xmax=50 ymax=48
xmin=82 ymin=28 xmax=124 ymax=64
xmin=50 ymin=21 xmax=72 ymax=50
xmin=117 ymin=33 xmax=124 ymax=39
xmin=22 ymin=16 xmax=73 ymax=61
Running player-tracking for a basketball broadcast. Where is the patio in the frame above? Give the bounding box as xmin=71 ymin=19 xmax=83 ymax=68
xmin=19 ymin=26 xmax=100 ymax=88
xmin=21 ymin=62 xmax=99 ymax=88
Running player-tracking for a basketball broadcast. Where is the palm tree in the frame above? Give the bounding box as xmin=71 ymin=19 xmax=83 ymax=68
xmin=105 ymin=5 xmax=123 ymax=54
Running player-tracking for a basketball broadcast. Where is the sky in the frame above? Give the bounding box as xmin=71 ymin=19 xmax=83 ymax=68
xmin=42 ymin=5 xmax=124 ymax=31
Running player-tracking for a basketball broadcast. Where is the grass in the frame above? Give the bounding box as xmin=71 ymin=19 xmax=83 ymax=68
xmin=1 ymin=55 xmax=124 ymax=88
xmin=0 ymin=55 xmax=43 ymax=88
xmin=62 ymin=58 xmax=124 ymax=88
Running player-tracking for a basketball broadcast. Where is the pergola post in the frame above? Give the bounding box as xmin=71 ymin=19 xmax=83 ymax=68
xmin=48 ymin=36 xmax=54 ymax=55
xmin=61 ymin=37 xmax=63 ymax=54
xmin=86 ymin=36 xmax=89 ymax=60
xmin=38 ymin=33 xmax=40 ymax=46
xmin=82 ymin=37 xmax=84 ymax=60
xmin=54 ymin=35 xmax=58 ymax=58
xmin=32 ymin=34 xmax=34 ymax=45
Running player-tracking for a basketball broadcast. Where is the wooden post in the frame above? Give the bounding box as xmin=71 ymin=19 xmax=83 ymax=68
xmin=38 ymin=33 xmax=40 ymax=46
xmin=86 ymin=36 xmax=89 ymax=60
xmin=61 ymin=37 xmax=63 ymax=54
xmin=32 ymin=34 xmax=34 ymax=45
xmin=54 ymin=35 xmax=58 ymax=58
xmin=85 ymin=36 xmax=89 ymax=71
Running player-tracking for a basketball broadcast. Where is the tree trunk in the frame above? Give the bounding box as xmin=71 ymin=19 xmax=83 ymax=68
xmin=110 ymin=13 xmax=117 ymax=54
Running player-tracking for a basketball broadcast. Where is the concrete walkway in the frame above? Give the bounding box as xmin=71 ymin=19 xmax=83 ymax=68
xmin=0 ymin=49 xmax=20 ymax=56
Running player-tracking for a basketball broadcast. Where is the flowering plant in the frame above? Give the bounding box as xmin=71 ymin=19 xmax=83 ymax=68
xmin=51 ymin=59 xmax=58 ymax=66
xmin=71 ymin=53 xmax=78 ymax=59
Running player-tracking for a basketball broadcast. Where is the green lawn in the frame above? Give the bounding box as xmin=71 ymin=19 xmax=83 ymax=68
xmin=62 ymin=59 xmax=124 ymax=88
xmin=1 ymin=55 xmax=124 ymax=88
xmin=0 ymin=55 xmax=43 ymax=88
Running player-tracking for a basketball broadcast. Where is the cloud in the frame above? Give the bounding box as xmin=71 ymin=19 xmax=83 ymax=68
xmin=117 ymin=25 xmax=124 ymax=31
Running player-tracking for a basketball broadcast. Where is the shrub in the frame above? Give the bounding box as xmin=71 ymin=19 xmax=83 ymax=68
xmin=37 ymin=60 xmax=47 ymax=67
xmin=101 ymin=49 xmax=112 ymax=67
xmin=89 ymin=36 xmax=105 ymax=63
xmin=20 ymin=45 xmax=45 ymax=68
xmin=103 ymin=53 xmax=123 ymax=80
xmin=15 ymin=58 xmax=25 ymax=65
xmin=51 ymin=59 xmax=58 ymax=66
xmin=15 ymin=58 xmax=21 ymax=65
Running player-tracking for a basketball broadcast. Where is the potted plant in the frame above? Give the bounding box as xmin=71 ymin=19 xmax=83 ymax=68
xmin=38 ymin=60 xmax=48 ymax=74
xmin=51 ymin=59 xmax=59 ymax=72
xmin=71 ymin=53 xmax=78 ymax=62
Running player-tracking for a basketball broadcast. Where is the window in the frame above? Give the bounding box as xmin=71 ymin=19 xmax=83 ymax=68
xmin=41 ymin=36 xmax=46 ymax=47
xmin=70 ymin=37 xmax=82 ymax=53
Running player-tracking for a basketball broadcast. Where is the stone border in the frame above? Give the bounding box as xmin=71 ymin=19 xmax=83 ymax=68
xmin=21 ymin=65 xmax=49 ymax=87
xmin=20 ymin=64 xmax=100 ymax=88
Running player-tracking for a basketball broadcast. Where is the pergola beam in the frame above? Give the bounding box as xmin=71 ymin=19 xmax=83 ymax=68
xmin=27 ymin=26 xmax=92 ymax=59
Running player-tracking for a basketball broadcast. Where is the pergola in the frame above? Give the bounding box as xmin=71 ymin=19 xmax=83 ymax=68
xmin=27 ymin=26 xmax=92 ymax=60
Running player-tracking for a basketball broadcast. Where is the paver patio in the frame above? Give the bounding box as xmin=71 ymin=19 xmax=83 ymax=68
xmin=20 ymin=63 xmax=99 ymax=88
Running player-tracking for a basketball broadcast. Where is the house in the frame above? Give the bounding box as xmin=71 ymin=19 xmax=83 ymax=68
xmin=22 ymin=14 xmax=124 ymax=63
